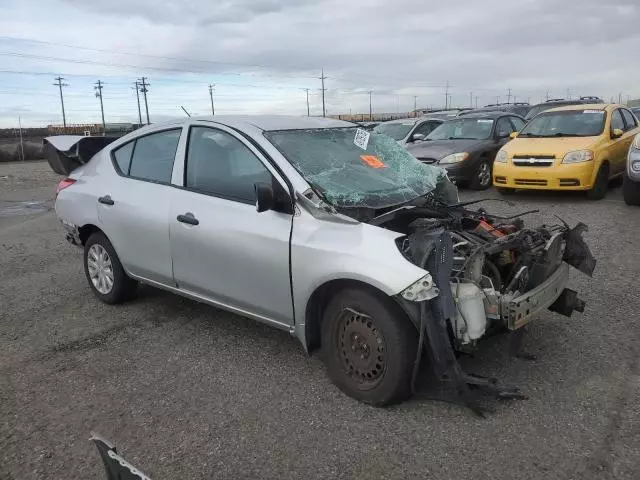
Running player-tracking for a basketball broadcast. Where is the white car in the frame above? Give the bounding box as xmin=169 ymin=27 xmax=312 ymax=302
xmin=45 ymin=116 xmax=595 ymax=410
xmin=373 ymin=117 xmax=443 ymax=145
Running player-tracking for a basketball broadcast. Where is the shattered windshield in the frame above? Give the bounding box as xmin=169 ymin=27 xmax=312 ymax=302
xmin=373 ymin=122 xmax=415 ymax=140
xmin=264 ymin=127 xmax=448 ymax=208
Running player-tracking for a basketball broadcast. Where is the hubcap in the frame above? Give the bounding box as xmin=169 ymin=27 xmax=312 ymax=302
xmin=87 ymin=244 xmax=114 ymax=295
xmin=478 ymin=162 xmax=491 ymax=186
xmin=337 ymin=310 xmax=386 ymax=388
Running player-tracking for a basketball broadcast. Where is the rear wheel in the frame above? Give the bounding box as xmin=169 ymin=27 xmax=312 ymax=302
xmin=320 ymin=288 xmax=416 ymax=406
xmin=623 ymin=172 xmax=640 ymax=205
xmin=84 ymin=232 xmax=138 ymax=304
xmin=587 ymin=163 xmax=609 ymax=200
xmin=469 ymin=160 xmax=492 ymax=190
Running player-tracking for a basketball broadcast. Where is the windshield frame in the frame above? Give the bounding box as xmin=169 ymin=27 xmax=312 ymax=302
xmin=263 ymin=126 xmax=446 ymax=209
xmin=518 ymin=109 xmax=607 ymax=138
xmin=426 ymin=117 xmax=495 ymax=141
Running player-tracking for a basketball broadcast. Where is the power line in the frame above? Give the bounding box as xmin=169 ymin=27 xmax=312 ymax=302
xmin=53 ymin=76 xmax=68 ymax=127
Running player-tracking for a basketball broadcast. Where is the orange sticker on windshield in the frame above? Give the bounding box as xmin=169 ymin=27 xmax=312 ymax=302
xmin=360 ymin=155 xmax=386 ymax=168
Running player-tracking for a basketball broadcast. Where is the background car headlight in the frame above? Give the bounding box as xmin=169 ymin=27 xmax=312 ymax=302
xmin=495 ymin=149 xmax=508 ymax=163
xmin=400 ymin=274 xmax=439 ymax=302
xmin=439 ymin=152 xmax=469 ymax=164
xmin=562 ymin=150 xmax=594 ymax=164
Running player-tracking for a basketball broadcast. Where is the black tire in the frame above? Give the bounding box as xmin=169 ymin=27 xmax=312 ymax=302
xmin=495 ymin=186 xmax=516 ymax=195
xmin=587 ymin=163 xmax=609 ymax=200
xmin=320 ymin=288 xmax=416 ymax=406
xmin=623 ymin=172 xmax=640 ymax=205
xmin=84 ymin=232 xmax=138 ymax=304
xmin=469 ymin=159 xmax=492 ymax=190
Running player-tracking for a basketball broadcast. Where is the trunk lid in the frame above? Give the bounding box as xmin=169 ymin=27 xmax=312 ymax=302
xmin=44 ymin=135 xmax=117 ymax=175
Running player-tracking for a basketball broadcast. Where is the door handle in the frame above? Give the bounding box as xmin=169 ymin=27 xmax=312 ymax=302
xmin=177 ymin=212 xmax=199 ymax=226
xmin=98 ymin=195 xmax=114 ymax=205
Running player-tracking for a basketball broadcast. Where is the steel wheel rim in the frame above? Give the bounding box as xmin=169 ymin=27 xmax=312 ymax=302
xmin=87 ymin=244 xmax=114 ymax=295
xmin=337 ymin=310 xmax=386 ymax=389
xmin=478 ymin=162 xmax=491 ymax=186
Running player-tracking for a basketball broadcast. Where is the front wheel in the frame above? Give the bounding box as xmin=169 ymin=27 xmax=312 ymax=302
xmin=320 ymin=288 xmax=417 ymax=406
xmin=469 ymin=160 xmax=492 ymax=190
xmin=623 ymin=172 xmax=640 ymax=205
xmin=84 ymin=232 xmax=138 ymax=304
xmin=587 ymin=164 xmax=609 ymax=200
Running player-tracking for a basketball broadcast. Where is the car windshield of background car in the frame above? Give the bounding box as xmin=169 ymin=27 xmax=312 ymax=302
xmin=373 ymin=122 xmax=415 ymax=140
xmin=519 ymin=110 xmax=605 ymax=137
xmin=264 ymin=127 xmax=448 ymax=208
xmin=426 ymin=118 xmax=494 ymax=141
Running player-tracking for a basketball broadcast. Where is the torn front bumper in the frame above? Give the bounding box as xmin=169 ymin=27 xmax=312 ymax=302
xmin=501 ymin=263 xmax=569 ymax=330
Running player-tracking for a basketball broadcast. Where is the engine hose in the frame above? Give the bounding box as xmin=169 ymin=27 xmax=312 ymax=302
xmin=483 ymin=259 xmax=502 ymax=290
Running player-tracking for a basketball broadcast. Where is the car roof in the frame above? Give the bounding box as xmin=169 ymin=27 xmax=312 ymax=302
xmin=454 ymin=111 xmax=516 ymax=119
xmin=380 ymin=117 xmax=420 ymax=125
xmin=543 ymin=103 xmax=612 ymax=113
xmin=191 ymin=115 xmax=355 ymax=131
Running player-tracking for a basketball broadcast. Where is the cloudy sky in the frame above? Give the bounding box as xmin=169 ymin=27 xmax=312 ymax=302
xmin=0 ymin=0 xmax=639 ymax=127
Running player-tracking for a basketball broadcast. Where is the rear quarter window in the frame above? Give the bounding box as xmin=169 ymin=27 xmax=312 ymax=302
xmin=112 ymin=141 xmax=134 ymax=175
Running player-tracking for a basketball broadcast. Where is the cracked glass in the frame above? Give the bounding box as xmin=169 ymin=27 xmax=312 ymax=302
xmin=264 ymin=127 xmax=448 ymax=208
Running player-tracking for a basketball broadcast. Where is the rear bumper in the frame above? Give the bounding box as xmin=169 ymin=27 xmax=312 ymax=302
xmin=493 ymin=162 xmax=597 ymax=190
xmin=501 ymin=263 xmax=569 ymax=330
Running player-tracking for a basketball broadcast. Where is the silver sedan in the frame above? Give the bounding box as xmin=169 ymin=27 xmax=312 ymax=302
xmin=46 ymin=116 xmax=594 ymax=410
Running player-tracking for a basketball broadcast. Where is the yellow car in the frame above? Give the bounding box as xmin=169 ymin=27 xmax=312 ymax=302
xmin=493 ymin=104 xmax=640 ymax=199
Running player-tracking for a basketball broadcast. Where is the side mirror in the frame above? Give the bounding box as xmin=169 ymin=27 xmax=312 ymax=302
xmin=411 ymin=133 xmax=425 ymax=142
xmin=255 ymin=183 xmax=275 ymax=213
xmin=510 ymin=131 xmax=519 ymax=139
xmin=611 ymin=128 xmax=624 ymax=139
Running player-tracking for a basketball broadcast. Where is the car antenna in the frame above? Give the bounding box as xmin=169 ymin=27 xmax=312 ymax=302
xmin=180 ymin=106 xmax=192 ymax=117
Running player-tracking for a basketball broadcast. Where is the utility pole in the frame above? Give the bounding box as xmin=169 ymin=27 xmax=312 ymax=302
xmin=474 ymin=96 xmax=479 ymax=109
xmin=138 ymin=77 xmax=150 ymax=124
xmin=18 ymin=116 xmax=25 ymax=162
xmin=304 ymin=88 xmax=310 ymax=116
xmin=94 ymin=80 xmax=105 ymax=134
xmin=319 ymin=68 xmax=327 ymax=117
xmin=618 ymin=93 xmax=622 ymax=104
xmin=469 ymin=91 xmax=473 ymax=108
xmin=53 ymin=76 xmax=68 ymax=127
xmin=396 ymin=95 xmax=400 ymax=114
xmin=444 ymin=80 xmax=450 ymax=109
xmin=368 ymin=91 xmax=373 ymax=120
xmin=133 ymin=81 xmax=142 ymax=126
xmin=496 ymin=95 xmax=500 ymax=105
xmin=506 ymin=88 xmax=512 ymax=104
xmin=566 ymin=88 xmax=571 ymax=100
xmin=413 ymin=95 xmax=418 ymax=114
xmin=546 ymin=90 xmax=550 ymax=101
xmin=208 ymin=84 xmax=215 ymax=115
xmin=513 ymin=95 xmax=517 ymax=104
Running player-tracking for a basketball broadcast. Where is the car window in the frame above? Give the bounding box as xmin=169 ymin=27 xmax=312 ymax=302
xmin=413 ymin=120 xmax=440 ymax=137
xmin=509 ymin=116 xmax=526 ymax=131
xmin=621 ymin=109 xmax=637 ymax=130
xmin=611 ymin=110 xmax=625 ymax=132
xmin=128 ymin=129 xmax=181 ymax=183
xmin=113 ymin=141 xmax=134 ymax=175
xmin=495 ymin=117 xmax=515 ymax=136
xmin=185 ymin=126 xmax=272 ymax=203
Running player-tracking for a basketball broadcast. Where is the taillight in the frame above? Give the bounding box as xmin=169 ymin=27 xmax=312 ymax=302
xmin=55 ymin=178 xmax=76 ymax=197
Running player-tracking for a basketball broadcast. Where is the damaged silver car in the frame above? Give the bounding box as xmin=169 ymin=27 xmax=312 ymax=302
xmin=45 ymin=116 xmax=595 ymax=412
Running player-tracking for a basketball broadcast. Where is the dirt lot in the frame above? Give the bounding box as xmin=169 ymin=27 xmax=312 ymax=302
xmin=1 ymin=161 xmax=639 ymax=479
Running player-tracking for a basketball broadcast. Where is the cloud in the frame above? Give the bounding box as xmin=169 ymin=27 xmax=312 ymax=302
xmin=0 ymin=0 xmax=639 ymax=126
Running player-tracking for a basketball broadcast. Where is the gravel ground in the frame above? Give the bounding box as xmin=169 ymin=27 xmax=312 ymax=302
xmin=1 ymin=161 xmax=638 ymax=479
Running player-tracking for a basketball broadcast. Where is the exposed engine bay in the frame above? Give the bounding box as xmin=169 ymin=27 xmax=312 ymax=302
xmin=338 ymin=192 xmax=596 ymax=414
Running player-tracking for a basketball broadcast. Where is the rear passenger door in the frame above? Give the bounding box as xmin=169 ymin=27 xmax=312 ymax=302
xmin=98 ymin=128 xmax=182 ymax=284
xmin=169 ymin=125 xmax=294 ymax=327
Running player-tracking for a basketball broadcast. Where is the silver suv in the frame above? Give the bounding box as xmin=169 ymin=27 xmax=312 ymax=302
xmin=46 ymin=116 xmax=595 ymax=410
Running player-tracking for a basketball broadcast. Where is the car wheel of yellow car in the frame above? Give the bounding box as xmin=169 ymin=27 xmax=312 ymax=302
xmin=623 ymin=172 xmax=640 ymax=205
xmin=587 ymin=163 xmax=609 ymax=201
